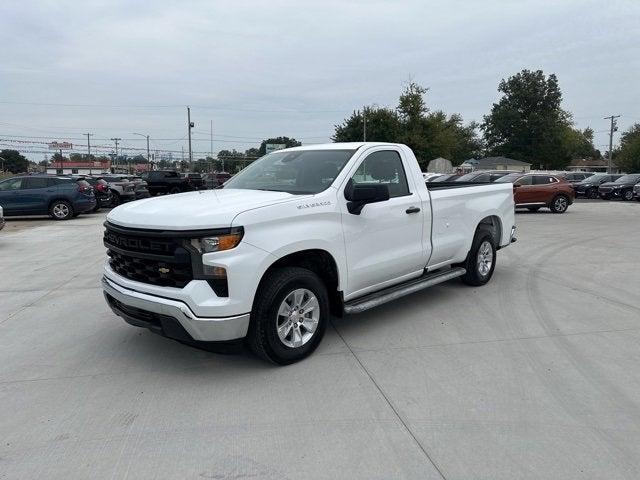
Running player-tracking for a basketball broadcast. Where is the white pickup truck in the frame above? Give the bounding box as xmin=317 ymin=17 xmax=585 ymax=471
xmin=102 ymin=142 xmax=516 ymax=364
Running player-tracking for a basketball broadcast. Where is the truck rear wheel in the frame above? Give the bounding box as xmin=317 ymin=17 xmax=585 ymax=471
xmin=461 ymin=230 xmax=496 ymax=286
xmin=247 ymin=267 xmax=328 ymax=365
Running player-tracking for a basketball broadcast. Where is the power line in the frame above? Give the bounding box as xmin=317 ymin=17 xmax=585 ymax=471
xmin=0 ymin=100 xmax=350 ymax=113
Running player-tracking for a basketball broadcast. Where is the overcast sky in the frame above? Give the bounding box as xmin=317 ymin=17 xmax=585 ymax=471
xmin=1 ymin=0 xmax=639 ymax=161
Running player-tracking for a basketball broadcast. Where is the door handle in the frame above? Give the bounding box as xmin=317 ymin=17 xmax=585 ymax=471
xmin=405 ymin=207 xmax=421 ymax=214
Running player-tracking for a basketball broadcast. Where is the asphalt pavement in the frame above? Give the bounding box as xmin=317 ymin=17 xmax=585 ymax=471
xmin=1 ymin=200 xmax=639 ymax=479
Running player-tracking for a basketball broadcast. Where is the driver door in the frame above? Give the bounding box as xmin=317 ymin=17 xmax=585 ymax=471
xmin=340 ymin=148 xmax=426 ymax=298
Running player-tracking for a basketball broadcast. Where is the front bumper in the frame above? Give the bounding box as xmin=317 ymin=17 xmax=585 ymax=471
xmin=102 ymin=276 xmax=250 ymax=342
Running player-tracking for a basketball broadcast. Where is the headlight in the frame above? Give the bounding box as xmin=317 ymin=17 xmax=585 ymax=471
xmin=190 ymin=228 xmax=243 ymax=253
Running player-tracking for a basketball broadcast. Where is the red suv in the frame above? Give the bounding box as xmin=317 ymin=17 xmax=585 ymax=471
xmin=496 ymin=173 xmax=575 ymax=213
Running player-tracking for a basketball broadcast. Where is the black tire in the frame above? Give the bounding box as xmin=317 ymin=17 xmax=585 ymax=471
xmin=527 ymin=207 xmax=541 ymax=212
xmin=587 ymin=188 xmax=599 ymax=199
xmin=247 ymin=267 xmax=329 ymax=365
xmin=49 ymin=200 xmax=74 ymax=220
xmin=622 ymin=189 xmax=634 ymax=201
xmin=550 ymin=194 xmax=569 ymax=213
xmin=460 ymin=229 xmax=496 ymax=286
xmin=169 ymin=187 xmax=181 ymax=194
xmin=111 ymin=193 xmax=121 ymax=207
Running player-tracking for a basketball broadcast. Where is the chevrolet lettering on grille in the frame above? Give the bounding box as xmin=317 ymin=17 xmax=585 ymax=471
xmin=104 ymin=232 xmax=172 ymax=253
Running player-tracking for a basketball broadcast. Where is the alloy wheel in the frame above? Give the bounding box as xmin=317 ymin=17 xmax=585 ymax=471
xmin=554 ymin=196 xmax=568 ymax=212
xmin=476 ymin=240 xmax=493 ymax=277
xmin=53 ymin=203 xmax=69 ymax=219
xmin=276 ymin=288 xmax=320 ymax=348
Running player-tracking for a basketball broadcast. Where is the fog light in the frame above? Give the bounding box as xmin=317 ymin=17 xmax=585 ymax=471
xmin=203 ymin=265 xmax=227 ymax=278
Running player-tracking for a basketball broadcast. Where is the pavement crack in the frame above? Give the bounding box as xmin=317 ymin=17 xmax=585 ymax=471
xmin=330 ymin=319 xmax=448 ymax=480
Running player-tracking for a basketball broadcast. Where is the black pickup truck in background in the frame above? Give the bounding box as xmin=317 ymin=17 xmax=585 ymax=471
xmin=141 ymin=170 xmax=196 ymax=196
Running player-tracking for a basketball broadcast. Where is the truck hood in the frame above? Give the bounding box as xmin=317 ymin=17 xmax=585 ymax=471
xmin=106 ymin=188 xmax=304 ymax=230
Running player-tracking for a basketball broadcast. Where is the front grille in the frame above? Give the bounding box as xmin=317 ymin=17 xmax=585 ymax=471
xmin=108 ymin=250 xmax=192 ymax=288
xmin=104 ymin=225 xmax=194 ymax=288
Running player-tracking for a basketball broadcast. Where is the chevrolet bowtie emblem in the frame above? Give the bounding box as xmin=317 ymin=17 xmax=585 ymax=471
xmin=158 ymin=267 xmax=171 ymax=274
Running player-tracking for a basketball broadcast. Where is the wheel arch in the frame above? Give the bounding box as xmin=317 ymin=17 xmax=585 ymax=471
xmin=477 ymin=215 xmax=502 ymax=247
xmin=256 ymin=249 xmax=343 ymax=316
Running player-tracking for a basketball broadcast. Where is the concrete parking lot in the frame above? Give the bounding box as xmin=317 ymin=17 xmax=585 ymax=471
xmin=1 ymin=200 xmax=639 ymax=479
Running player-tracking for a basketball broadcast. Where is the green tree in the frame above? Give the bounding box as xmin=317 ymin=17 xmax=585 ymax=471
xmin=50 ymin=152 xmax=69 ymax=163
xmin=614 ymin=123 xmax=640 ymax=173
xmin=0 ymin=149 xmax=29 ymax=173
xmin=332 ymin=82 xmax=482 ymax=169
xmin=481 ymin=69 xmax=582 ymax=169
xmin=258 ymin=137 xmax=301 ymax=155
xmin=333 ymin=107 xmax=401 ymax=143
xmin=244 ymin=147 xmax=261 ymax=159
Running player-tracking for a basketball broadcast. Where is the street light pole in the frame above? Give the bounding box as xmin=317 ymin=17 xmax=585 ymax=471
xmin=132 ymin=133 xmax=151 ymax=162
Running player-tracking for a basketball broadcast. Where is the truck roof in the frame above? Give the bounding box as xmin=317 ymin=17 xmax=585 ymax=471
xmin=283 ymin=142 xmax=403 ymax=152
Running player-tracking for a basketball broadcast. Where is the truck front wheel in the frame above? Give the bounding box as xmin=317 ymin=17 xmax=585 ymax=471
xmin=461 ymin=230 xmax=496 ymax=286
xmin=247 ymin=267 xmax=328 ymax=365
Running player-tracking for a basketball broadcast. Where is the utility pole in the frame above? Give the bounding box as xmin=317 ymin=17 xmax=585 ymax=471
xmin=84 ymin=133 xmax=93 ymax=159
xmin=187 ymin=106 xmax=194 ymax=163
xmin=363 ymin=107 xmax=367 ymax=142
xmin=604 ymin=115 xmax=620 ymax=174
xmin=111 ymin=137 xmax=121 ymax=171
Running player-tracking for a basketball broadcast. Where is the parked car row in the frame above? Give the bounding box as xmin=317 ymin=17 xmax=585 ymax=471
xmin=425 ymin=169 xmax=640 ymax=212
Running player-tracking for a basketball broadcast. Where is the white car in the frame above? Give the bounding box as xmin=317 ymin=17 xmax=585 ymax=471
xmin=102 ymin=142 xmax=516 ymax=364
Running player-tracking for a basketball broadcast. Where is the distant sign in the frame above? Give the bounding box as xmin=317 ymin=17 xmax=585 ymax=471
xmin=48 ymin=141 xmax=73 ymax=150
xmin=265 ymin=143 xmax=286 ymax=154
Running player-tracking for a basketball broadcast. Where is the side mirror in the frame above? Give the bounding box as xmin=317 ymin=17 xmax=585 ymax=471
xmin=513 ymin=183 xmax=522 ymax=188
xmin=344 ymin=182 xmax=390 ymax=215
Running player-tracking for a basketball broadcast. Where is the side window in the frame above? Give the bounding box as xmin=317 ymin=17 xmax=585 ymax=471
xmin=351 ymin=150 xmax=410 ymax=198
xmin=165 ymin=172 xmax=179 ymax=178
xmin=474 ymin=173 xmax=491 ymax=182
xmin=23 ymin=177 xmax=49 ymax=189
xmin=514 ymin=175 xmax=533 ymax=186
xmin=0 ymin=178 xmax=23 ymax=191
xmin=533 ymin=176 xmax=553 ymax=185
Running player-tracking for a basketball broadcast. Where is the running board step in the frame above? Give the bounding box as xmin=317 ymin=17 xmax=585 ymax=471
xmin=343 ymin=267 xmax=466 ymax=315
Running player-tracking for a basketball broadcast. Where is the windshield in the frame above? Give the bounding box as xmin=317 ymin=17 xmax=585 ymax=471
xmin=579 ymin=173 xmax=607 ymax=183
xmin=223 ymin=149 xmax=356 ymax=194
xmin=614 ymin=174 xmax=640 ymax=183
xmin=495 ymin=173 xmax=523 ymax=183
xmin=454 ymin=172 xmax=479 ymax=182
